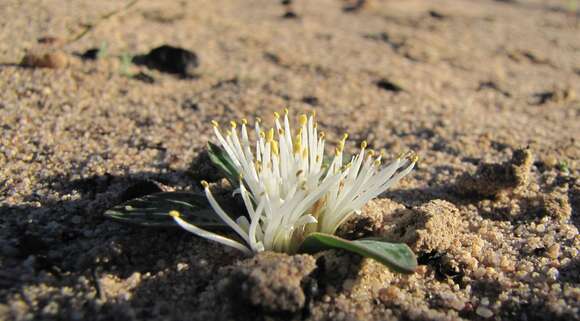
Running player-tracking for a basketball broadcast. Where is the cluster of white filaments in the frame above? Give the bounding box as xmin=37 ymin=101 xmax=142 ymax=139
xmin=170 ymin=110 xmax=418 ymax=254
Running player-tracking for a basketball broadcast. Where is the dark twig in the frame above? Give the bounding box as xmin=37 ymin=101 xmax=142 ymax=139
xmin=66 ymin=0 xmax=140 ymax=44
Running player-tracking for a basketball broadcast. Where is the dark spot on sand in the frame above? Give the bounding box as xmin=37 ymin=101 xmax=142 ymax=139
xmin=132 ymin=71 xmax=156 ymax=84
xmin=428 ymin=10 xmax=446 ymax=19
xmin=375 ymin=79 xmax=403 ymax=93
xmin=477 ymin=81 xmax=511 ymax=97
xmin=79 ymin=48 xmax=101 ymax=60
xmin=132 ymin=45 xmax=199 ymax=77
xmin=301 ymin=96 xmax=319 ymax=106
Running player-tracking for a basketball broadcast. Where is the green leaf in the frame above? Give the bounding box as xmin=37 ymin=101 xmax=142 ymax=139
xmin=207 ymin=142 xmax=240 ymax=186
xmin=104 ymin=192 xmax=227 ymax=229
xmin=298 ymin=233 xmax=417 ymax=274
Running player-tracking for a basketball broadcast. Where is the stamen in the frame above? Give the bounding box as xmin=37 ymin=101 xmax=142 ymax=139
xmin=230 ymin=120 xmax=237 ymax=129
xmin=274 ymin=111 xmax=280 ymax=119
xmin=337 ymin=140 xmax=345 ymax=153
xmin=267 ymin=128 xmax=275 ymax=142
xmin=299 ymin=114 xmax=308 ymax=126
xmin=410 ymin=154 xmax=419 ymax=163
xmin=361 ymin=140 xmax=368 ymax=149
xmin=294 ymin=141 xmax=302 ymax=154
xmin=201 ymin=180 xmax=209 ymax=189
xmin=211 ymin=120 xmax=219 ymax=128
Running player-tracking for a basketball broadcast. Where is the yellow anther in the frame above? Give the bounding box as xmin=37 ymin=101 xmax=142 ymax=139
xmin=274 ymin=111 xmax=280 ymax=119
xmin=226 ymin=130 xmax=232 ymax=136
xmin=341 ymin=163 xmax=352 ymax=172
xmin=299 ymin=114 xmax=308 ymax=126
xmin=201 ymin=180 xmax=209 ymax=188
xmin=335 ymin=147 xmax=341 ymax=156
xmin=278 ymin=128 xmax=285 ymax=136
xmin=374 ymin=159 xmax=381 ymax=166
xmin=396 ymin=152 xmax=405 ymax=160
xmin=313 ymin=123 xmax=318 ymax=129
xmin=284 ymin=108 xmax=289 ymax=115
xmin=367 ymin=150 xmax=375 ymax=157
xmin=169 ymin=210 xmax=180 ymax=218
xmin=295 ymin=132 xmax=302 ymax=143
xmin=271 ymin=141 xmax=279 ymax=155
xmin=230 ymin=120 xmax=237 ymax=129
xmin=211 ymin=120 xmax=219 ymax=128
xmin=238 ymin=173 xmax=244 ymax=181
xmin=259 ymin=131 xmax=266 ymax=139
xmin=267 ymin=128 xmax=275 ymax=141
xmin=294 ymin=141 xmax=302 ymax=154
xmin=241 ymin=118 xmax=248 ymax=125
xmin=296 ymin=170 xmax=303 ymax=177
xmin=311 ymin=110 xmax=316 ymax=118
xmin=361 ymin=140 xmax=368 ymax=149
xmin=319 ymin=131 xmax=325 ymax=139
xmin=342 ymin=133 xmax=349 ymax=141
xmin=315 ymin=155 xmax=320 ymax=162
xmin=338 ymin=140 xmax=345 ymax=152
xmin=256 ymin=117 xmax=262 ymax=124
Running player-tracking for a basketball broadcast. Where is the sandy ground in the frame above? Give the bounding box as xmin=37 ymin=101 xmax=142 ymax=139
xmin=1 ymin=0 xmax=579 ymax=320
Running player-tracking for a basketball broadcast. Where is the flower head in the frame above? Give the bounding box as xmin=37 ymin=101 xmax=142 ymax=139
xmin=171 ymin=110 xmax=417 ymax=254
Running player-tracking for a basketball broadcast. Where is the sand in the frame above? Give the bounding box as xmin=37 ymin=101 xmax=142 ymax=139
xmin=0 ymin=0 xmax=578 ymax=320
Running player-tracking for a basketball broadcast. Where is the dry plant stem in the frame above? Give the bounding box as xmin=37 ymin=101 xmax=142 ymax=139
xmin=66 ymin=0 xmax=140 ymax=44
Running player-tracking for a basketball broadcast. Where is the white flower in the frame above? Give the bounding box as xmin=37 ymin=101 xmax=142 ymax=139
xmin=170 ymin=110 xmax=417 ymax=254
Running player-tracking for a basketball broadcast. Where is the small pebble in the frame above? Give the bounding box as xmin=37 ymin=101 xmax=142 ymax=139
xmin=546 ymin=267 xmax=559 ymax=281
xmin=21 ymin=50 xmax=68 ymax=68
xmin=476 ymin=306 xmax=494 ymax=318
xmin=547 ymin=244 xmax=561 ymax=259
xmin=378 ymin=286 xmax=399 ymax=303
